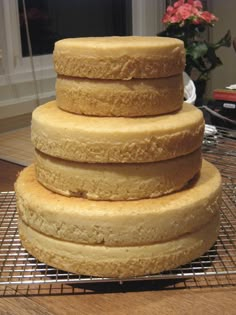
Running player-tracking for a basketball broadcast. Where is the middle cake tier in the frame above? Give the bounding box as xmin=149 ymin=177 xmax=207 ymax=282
xmin=55 ymin=74 xmax=183 ymax=117
xmin=34 ymin=148 xmax=201 ymax=200
xmin=32 ymin=101 xmax=204 ymax=163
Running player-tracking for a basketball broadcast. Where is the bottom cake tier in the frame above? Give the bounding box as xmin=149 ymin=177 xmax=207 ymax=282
xmin=19 ymin=214 xmax=219 ymax=278
xmin=15 ymin=160 xmax=221 ymax=278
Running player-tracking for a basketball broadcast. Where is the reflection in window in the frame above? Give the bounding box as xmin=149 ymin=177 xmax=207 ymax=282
xmin=18 ymin=0 xmax=132 ymax=57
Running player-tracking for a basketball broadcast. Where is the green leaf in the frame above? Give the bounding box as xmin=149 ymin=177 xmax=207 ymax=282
xmin=213 ymin=30 xmax=231 ymax=49
xmin=205 ymin=47 xmax=223 ymax=68
xmin=187 ymin=42 xmax=208 ymax=60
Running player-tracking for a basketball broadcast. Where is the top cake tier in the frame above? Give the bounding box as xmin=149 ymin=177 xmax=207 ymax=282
xmin=53 ymin=36 xmax=185 ymax=80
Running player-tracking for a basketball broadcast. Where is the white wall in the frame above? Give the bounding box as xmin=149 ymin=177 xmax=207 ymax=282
xmin=132 ymin=0 xmax=165 ymax=35
xmin=208 ymin=0 xmax=236 ymax=95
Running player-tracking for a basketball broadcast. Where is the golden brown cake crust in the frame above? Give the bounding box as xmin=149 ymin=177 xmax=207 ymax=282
xmin=15 ymin=161 xmax=221 ymax=246
xmin=34 ymin=148 xmax=202 ymax=200
xmin=31 ymin=101 xmax=204 ymax=163
xmin=53 ymin=36 xmax=185 ymax=79
xmin=56 ymin=75 xmax=184 ymax=117
xmin=18 ymin=214 xmax=220 ymax=278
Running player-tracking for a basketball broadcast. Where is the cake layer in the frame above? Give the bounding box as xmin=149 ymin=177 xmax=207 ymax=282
xmin=15 ymin=161 xmax=221 ymax=246
xmin=56 ymin=74 xmax=183 ymax=117
xmin=53 ymin=36 xmax=185 ymax=80
xmin=31 ymin=101 xmax=204 ymax=163
xmin=19 ymin=214 xmax=220 ymax=278
xmin=34 ymin=148 xmax=202 ymax=201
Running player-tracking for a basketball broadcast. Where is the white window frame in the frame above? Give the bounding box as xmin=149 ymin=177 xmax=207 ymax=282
xmin=0 ymin=0 xmax=55 ymax=86
xmin=132 ymin=0 xmax=166 ymax=36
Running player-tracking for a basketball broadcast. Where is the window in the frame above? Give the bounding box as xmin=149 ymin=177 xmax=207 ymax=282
xmin=18 ymin=0 xmax=132 ymax=57
xmin=1 ymin=0 xmax=165 ymax=80
xmin=0 ymin=0 xmax=165 ymax=119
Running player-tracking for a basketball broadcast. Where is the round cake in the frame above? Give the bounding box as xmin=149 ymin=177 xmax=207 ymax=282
xmin=34 ymin=148 xmax=202 ymax=200
xmin=16 ymin=161 xmax=221 ymax=278
xmin=56 ymin=74 xmax=184 ymax=117
xmin=53 ymin=36 xmax=185 ymax=79
xmin=19 ymin=215 xmax=219 ymax=278
xmin=16 ymin=161 xmax=221 ymax=247
xmin=31 ymin=101 xmax=204 ymax=163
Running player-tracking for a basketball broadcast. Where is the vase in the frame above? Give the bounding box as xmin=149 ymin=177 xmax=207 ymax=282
xmin=194 ymin=79 xmax=207 ymax=107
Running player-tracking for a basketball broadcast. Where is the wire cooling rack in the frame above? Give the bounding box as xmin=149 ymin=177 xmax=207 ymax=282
xmin=0 ymin=127 xmax=235 ymax=291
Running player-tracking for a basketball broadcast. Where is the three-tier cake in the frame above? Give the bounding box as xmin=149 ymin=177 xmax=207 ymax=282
xmin=15 ymin=37 xmax=221 ymax=278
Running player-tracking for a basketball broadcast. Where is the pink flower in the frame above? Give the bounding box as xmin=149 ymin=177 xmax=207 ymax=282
xmin=176 ymin=3 xmax=193 ymax=20
xmin=193 ymin=1 xmax=203 ymax=9
xmin=191 ymin=7 xmax=200 ymax=15
xmin=162 ymin=0 xmax=219 ymax=26
xmin=170 ymin=15 xmax=182 ymax=23
xmin=201 ymin=11 xmax=218 ymax=23
xmin=162 ymin=13 xmax=171 ymax=24
xmin=166 ymin=5 xmax=175 ymax=14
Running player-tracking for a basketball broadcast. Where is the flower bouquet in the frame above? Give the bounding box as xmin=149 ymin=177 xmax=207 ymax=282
xmin=159 ymin=0 xmax=231 ymax=89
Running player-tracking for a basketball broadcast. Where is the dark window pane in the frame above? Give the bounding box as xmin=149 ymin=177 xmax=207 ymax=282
xmin=18 ymin=0 xmax=132 ymax=57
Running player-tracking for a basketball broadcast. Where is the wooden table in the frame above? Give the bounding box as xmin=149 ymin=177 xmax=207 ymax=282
xmin=0 ymin=159 xmax=235 ymax=315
